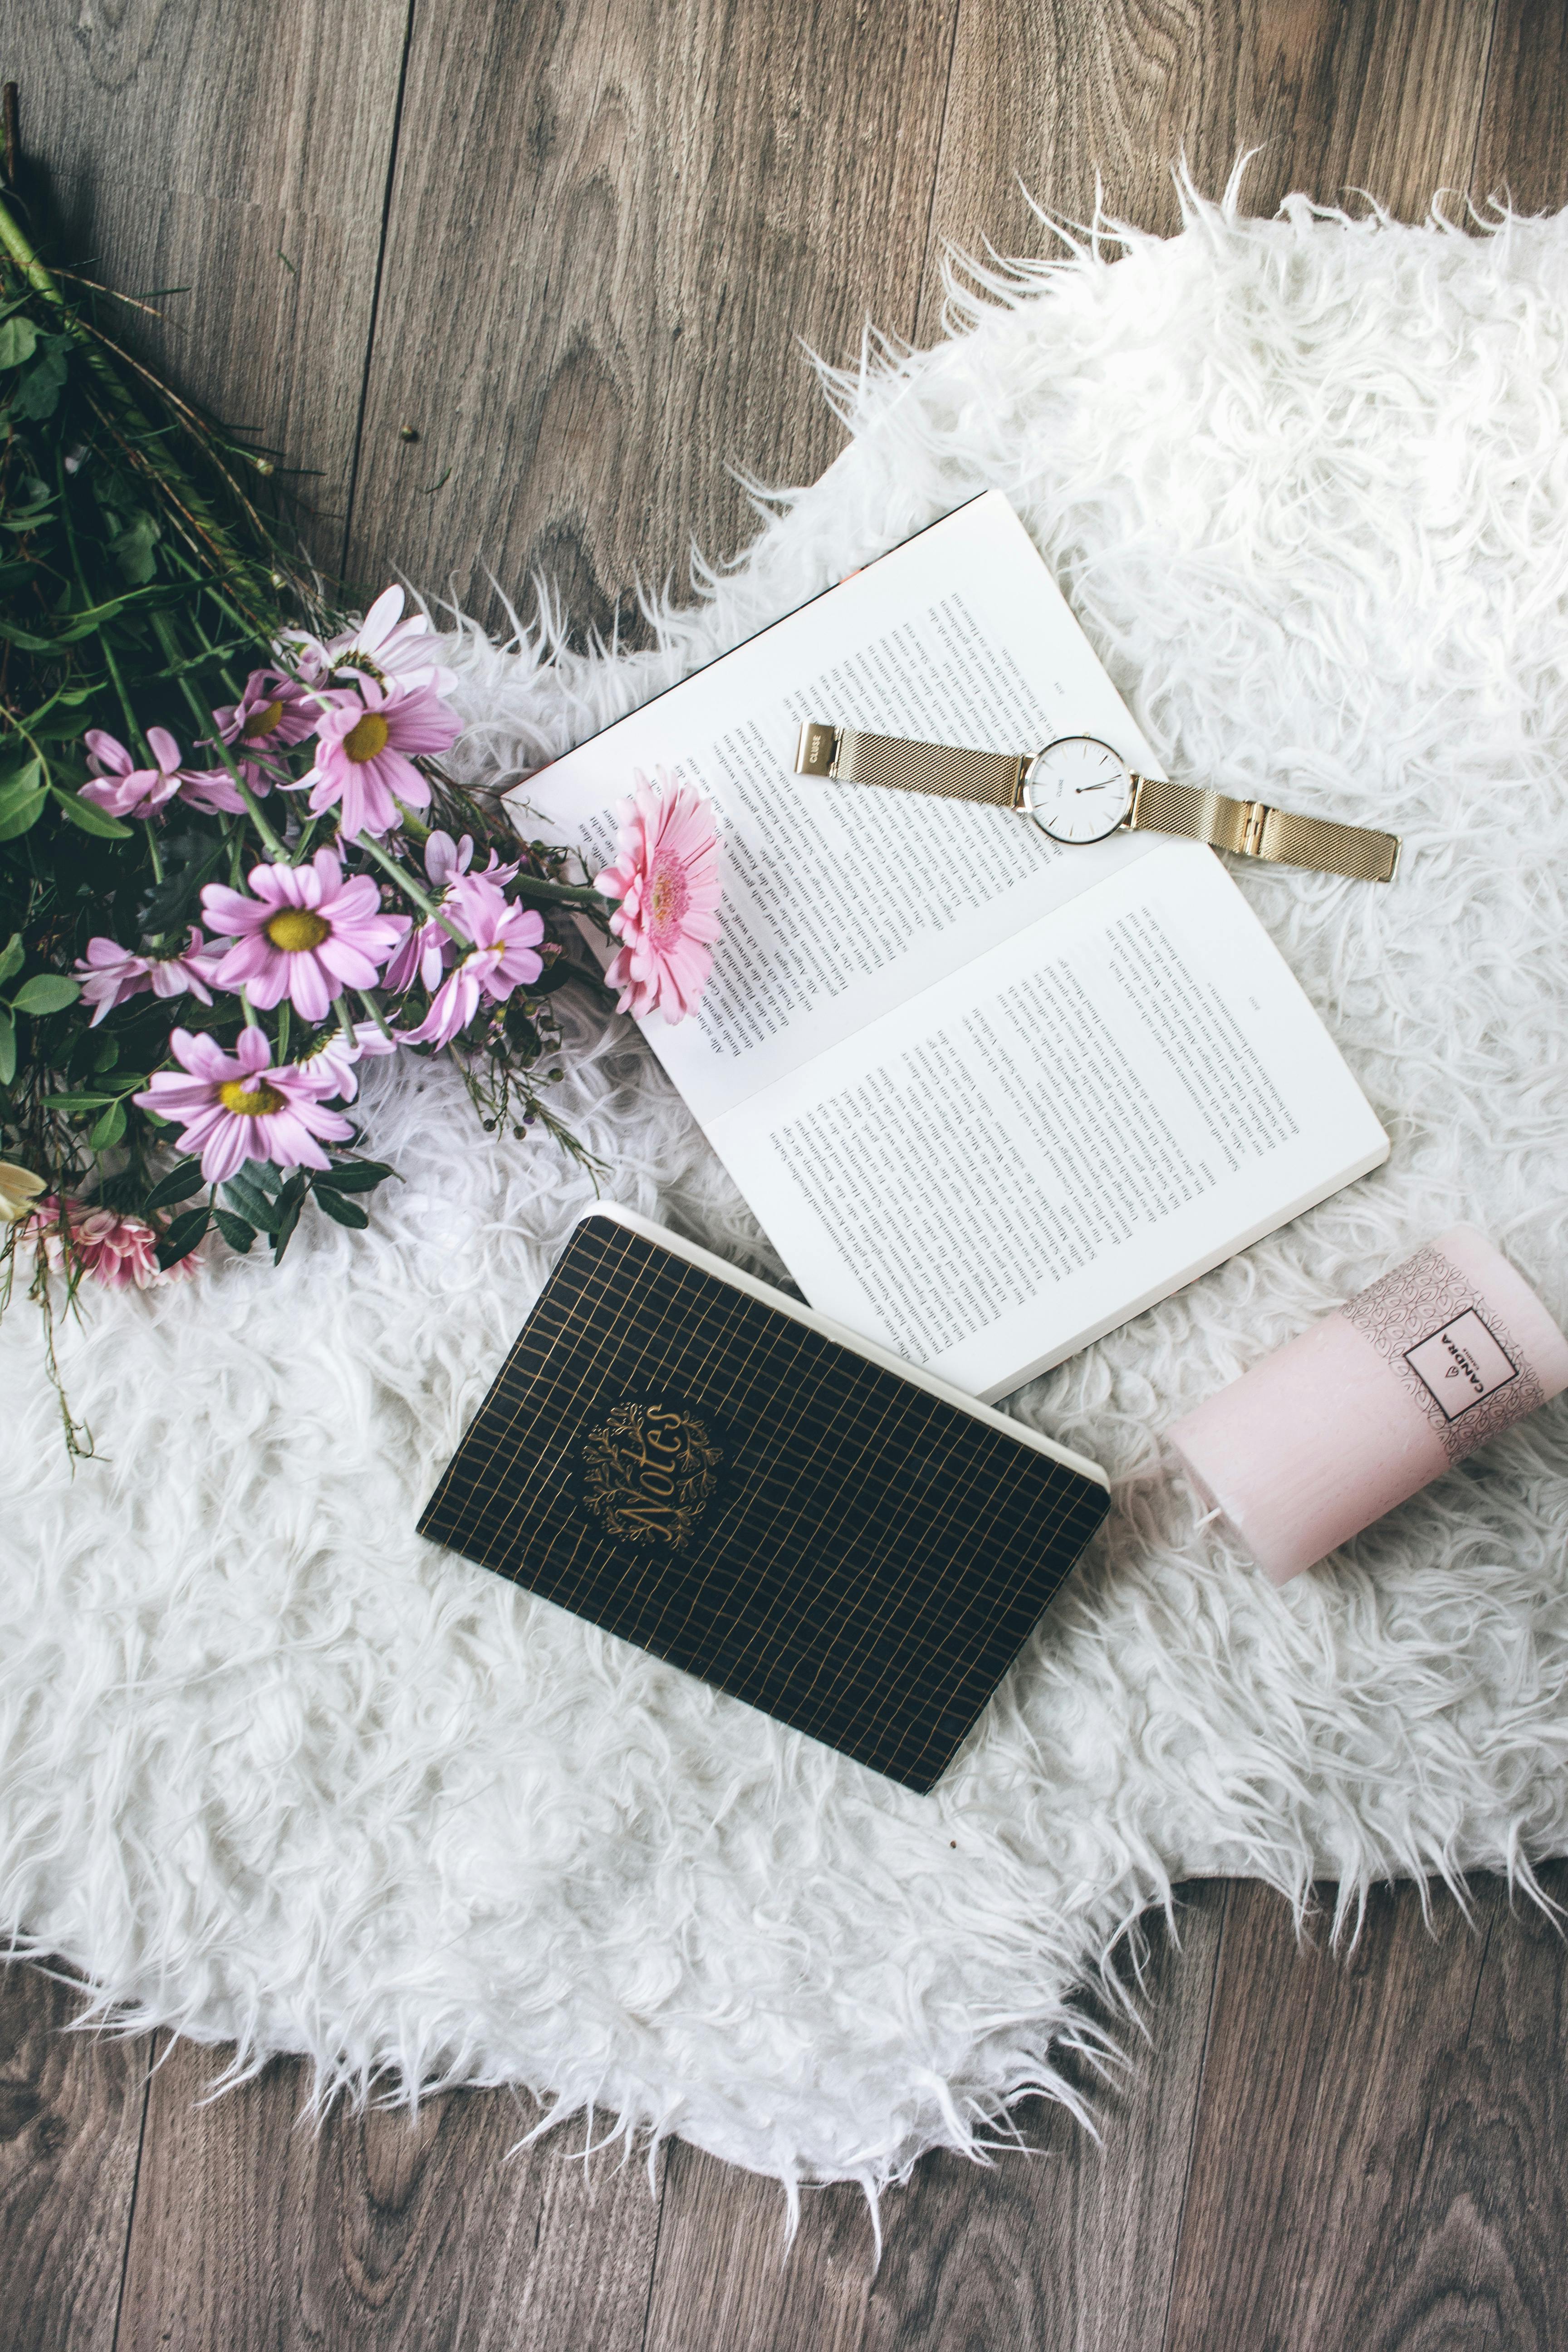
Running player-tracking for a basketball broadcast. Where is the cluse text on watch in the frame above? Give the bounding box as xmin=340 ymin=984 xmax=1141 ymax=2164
xmin=793 ymin=720 xmax=1400 ymax=883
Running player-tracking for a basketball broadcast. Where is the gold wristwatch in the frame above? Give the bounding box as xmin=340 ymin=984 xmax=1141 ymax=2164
xmin=794 ymin=721 xmax=1400 ymax=883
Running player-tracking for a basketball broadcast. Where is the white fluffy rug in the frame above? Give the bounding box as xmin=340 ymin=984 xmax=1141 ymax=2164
xmin=5 ymin=190 xmax=1568 ymax=2198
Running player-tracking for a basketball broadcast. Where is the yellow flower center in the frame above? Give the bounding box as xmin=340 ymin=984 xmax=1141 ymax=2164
xmin=218 ymin=1078 xmax=286 ymax=1119
xmin=342 ymin=712 xmax=390 ymax=764
xmin=265 ymin=906 xmax=332 ymax=953
xmin=647 ymin=857 xmax=690 ymax=940
xmin=242 ymin=698 xmax=285 ymax=740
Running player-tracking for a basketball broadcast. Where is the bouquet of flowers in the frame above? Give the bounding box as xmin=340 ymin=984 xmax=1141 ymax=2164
xmin=0 ymin=132 xmax=719 ymax=1447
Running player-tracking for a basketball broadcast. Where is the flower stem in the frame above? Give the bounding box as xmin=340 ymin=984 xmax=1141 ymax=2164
xmin=142 ymin=820 xmax=164 ymax=883
xmin=333 ymin=995 xmax=357 ymax=1049
xmin=508 ymin=871 xmax=606 ymax=910
xmin=356 ymin=989 xmax=396 ymax=1043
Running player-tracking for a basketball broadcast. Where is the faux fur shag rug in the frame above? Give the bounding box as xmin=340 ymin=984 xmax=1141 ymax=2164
xmin=5 ymin=187 xmax=1568 ymax=2200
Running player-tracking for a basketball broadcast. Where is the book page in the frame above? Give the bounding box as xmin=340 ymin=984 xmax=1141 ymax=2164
xmin=505 ymin=491 xmax=1169 ymax=1126
xmin=704 ymin=845 xmax=1389 ymax=1398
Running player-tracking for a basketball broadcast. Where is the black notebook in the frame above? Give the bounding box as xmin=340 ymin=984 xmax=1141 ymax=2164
xmin=419 ymin=1206 xmax=1109 ymax=1793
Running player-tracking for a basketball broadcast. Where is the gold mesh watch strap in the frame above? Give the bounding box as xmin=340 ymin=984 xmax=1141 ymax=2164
xmin=794 ymin=720 xmax=1400 ymax=881
xmin=1129 ymin=776 xmax=1400 ymax=882
xmin=795 ymin=720 xmax=1025 ymax=808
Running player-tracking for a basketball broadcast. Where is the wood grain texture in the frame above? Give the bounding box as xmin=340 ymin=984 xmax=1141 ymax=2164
xmin=1473 ymin=0 xmax=1568 ymax=217
xmin=0 ymin=1960 xmax=153 ymax=2352
xmin=116 ymin=2038 xmax=663 ymax=2352
xmin=1160 ymin=1872 xmax=1568 ymax=2352
xmin=12 ymin=6 xmax=1568 ymax=2349
xmin=345 ymin=0 xmax=961 ymax=638
xmin=3 ymin=0 xmax=410 ymax=554
xmin=1447 ymin=1862 xmax=1568 ymax=2352
xmin=918 ymin=0 xmax=1495 ymax=337
xmin=642 ymin=1882 xmax=1226 ymax=2352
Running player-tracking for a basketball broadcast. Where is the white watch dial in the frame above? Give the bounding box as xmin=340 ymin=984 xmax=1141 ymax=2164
xmin=1020 ymin=736 xmax=1134 ymax=844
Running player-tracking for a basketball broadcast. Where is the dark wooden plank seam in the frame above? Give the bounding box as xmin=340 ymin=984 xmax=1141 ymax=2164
xmin=1462 ymin=1887 xmax=1502 ymax=2041
xmin=636 ymin=2146 xmax=671 ymax=2352
xmin=912 ymin=0 xmax=965 ymax=339
xmin=1154 ymin=1882 xmax=1233 ymax=2352
xmin=1466 ymin=3 xmax=1504 ymax=205
xmin=338 ymin=0 xmax=421 ymax=581
xmin=107 ymin=2032 xmax=157 ymax=2352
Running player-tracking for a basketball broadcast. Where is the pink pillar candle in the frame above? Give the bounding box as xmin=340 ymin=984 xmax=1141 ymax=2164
xmin=1166 ymin=1225 xmax=1568 ymax=1584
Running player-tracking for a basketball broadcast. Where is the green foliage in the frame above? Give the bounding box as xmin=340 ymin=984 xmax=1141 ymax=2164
xmin=0 ymin=176 xmax=605 ymax=1456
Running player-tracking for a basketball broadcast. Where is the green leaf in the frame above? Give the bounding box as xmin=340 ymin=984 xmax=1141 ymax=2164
xmin=0 ymin=785 xmax=46 ymax=840
xmin=0 ymin=932 xmax=22 ymax=987
xmin=0 ymin=495 xmax=54 ymax=534
xmin=13 ymin=335 xmax=70 ymax=421
xmin=314 ymin=1158 xmax=397 ymax=1194
xmin=52 ymin=788 xmax=134 ymax=841
xmin=157 ymin=1203 xmax=210 ymax=1269
xmin=10 ymin=974 xmax=81 ymax=1016
xmin=220 ymin=1171 xmax=280 ymax=1233
xmin=213 ymin=1208 xmax=257 ymax=1254
xmin=0 ymin=621 xmax=70 ymax=652
xmin=29 ymin=705 xmax=97 ymax=740
xmin=45 ymin=1090 xmax=123 ymax=1112
xmin=93 ymin=1034 xmax=120 ymax=1073
xmin=313 ymin=1185 xmax=369 ymax=1230
xmin=270 ymin=1171 xmax=307 ymax=1264
xmin=144 ymin=1156 xmax=204 ymax=1212
xmin=106 ymin=510 xmax=161 ymax=586
xmin=0 ymin=315 xmax=37 ymax=369
xmin=89 ymin=1098 xmax=127 ymax=1150
xmin=0 ymin=1010 xmax=13 ymax=1089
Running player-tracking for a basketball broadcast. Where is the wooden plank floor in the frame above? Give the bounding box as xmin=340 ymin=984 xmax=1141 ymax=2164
xmin=5 ymin=3 xmax=1568 ymax=2345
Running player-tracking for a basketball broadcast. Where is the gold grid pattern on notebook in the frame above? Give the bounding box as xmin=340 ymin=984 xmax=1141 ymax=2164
xmin=420 ymin=1217 xmax=1107 ymax=1792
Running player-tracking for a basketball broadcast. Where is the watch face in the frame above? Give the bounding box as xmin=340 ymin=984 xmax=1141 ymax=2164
xmin=1020 ymin=736 xmax=1134 ymax=844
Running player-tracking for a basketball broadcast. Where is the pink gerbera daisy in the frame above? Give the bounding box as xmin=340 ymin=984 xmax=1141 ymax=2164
xmin=594 ymin=771 xmax=720 ymax=1023
xmin=211 ymin=668 xmax=316 ymax=793
xmin=25 ymin=1196 xmax=193 ymax=1290
xmin=134 ymin=1028 xmax=353 ymax=1183
xmin=298 ymin=677 xmax=461 ymax=842
xmin=399 ymin=875 xmax=545 ymax=1049
xmin=80 ymin=726 xmax=243 ymax=820
xmin=74 ymin=927 xmax=225 ymax=1026
xmin=201 ymin=848 xmax=411 ymax=1024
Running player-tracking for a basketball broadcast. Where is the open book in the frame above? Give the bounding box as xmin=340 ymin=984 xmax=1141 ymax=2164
xmin=505 ymin=492 xmax=1388 ymax=1401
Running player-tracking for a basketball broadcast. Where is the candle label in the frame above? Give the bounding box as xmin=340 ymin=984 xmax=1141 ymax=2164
xmin=1344 ymin=1244 xmax=1544 ymax=1462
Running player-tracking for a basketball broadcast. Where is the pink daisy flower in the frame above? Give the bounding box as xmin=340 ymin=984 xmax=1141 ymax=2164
xmin=80 ymin=725 xmax=245 ymax=820
xmin=280 ymin=586 xmax=458 ymax=697
xmin=201 ymin=848 xmax=412 ymax=1024
xmin=298 ymin=678 xmax=461 ymax=842
xmin=24 ymin=1196 xmax=194 ymax=1289
xmin=134 ymin=1027 xmax=354 ymax=1184
xmin=74 ymin=927 xmax=225 ymax=1026
xmin=381 ymin=829 xmax=519 ymax=995
xmin=211 ymin=668 xmax=316 ymax=793
xmin=399 ymin=875 xmax=545 ymax=1049
xmin=595 ymin=771 xmax=720 ymax=1023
